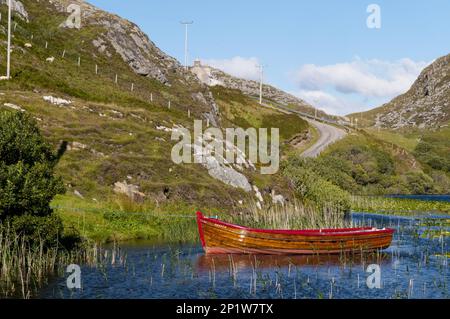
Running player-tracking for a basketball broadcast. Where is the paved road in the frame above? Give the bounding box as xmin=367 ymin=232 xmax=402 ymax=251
xmin=257 ymin=99 xmax=348 ymax=158
xmin=301 ymin=118 xmax=347 ymax=158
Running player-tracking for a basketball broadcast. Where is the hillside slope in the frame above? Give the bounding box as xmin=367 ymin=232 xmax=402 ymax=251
xmin=351 ymin=54 xmax=450 ymax=129
xmin=0 ymin=0 xmax=309 ymax=211
xmin=191 ymin=60 xmax=340 ymax=122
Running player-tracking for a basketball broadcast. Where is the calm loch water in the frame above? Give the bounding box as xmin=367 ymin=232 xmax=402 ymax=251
xmin=39 ymin=211 xmax=449 ymax=299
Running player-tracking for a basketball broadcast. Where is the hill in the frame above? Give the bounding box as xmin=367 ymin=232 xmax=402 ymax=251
xmin=190 ymin=60 xmax=340 ymax=122
xmin=350 ymin=54 xmax=450 ymax=129
xmin=0 ymin=0 xmax=310 ymax=215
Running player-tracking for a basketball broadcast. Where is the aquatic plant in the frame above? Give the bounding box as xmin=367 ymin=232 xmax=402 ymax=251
xmin=235 ymin=199 xmax=350 ymax=230
xmin=351 ymin=196 xmax=450 ymax=215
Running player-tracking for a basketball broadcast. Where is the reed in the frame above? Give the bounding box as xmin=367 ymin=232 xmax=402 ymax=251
xmin=0 ymin=226 xmax=116 ymax=299
xmin=236 ymin=199 xmax=349 ymax=230
xmin=351 ymin=196 xmax=450 ymax=215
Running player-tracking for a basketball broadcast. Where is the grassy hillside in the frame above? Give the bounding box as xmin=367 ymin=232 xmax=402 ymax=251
xmin=0 ymin=0 xmax=313 ymax=244
xmin=294 ymin=130 xmax=450 ymax=195
xmin=349 ymin=54 xmax=450 ymax=130
xmin=210 ymin=86 xmax=309 ymax=141
xmin=365 ymin=127 xmax=450 ymax=185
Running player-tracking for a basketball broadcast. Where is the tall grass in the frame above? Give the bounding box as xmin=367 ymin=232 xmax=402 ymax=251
xmin=235 ymin=199 xmax=349 ymax=230
xmin=0 ymin=226 xmax=108 ymax=299
xmin=351 ymin=196 xmax=450 ymax=215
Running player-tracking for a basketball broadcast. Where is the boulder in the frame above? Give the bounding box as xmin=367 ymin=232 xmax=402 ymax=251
xmin=113 ymin=181 xmax=146 ymax=202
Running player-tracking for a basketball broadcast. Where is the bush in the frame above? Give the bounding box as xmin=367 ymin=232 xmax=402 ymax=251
xmin=4 ymin=214 xmax=64 ymax=246
xmin=282 ymin=162 xmax=351 ymax=214
xmin=0 ymin=111 xmax=66 ymax=246
xmin=403 ymin=172 xmax=436 ymax=194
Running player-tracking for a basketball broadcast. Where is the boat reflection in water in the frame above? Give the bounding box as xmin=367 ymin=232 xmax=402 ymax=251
xmin=196 ymin=252 xmax=391 ymax=272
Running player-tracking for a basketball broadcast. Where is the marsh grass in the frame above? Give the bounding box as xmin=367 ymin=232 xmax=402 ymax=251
xmin=235 ymin=199 xmax=349 ymax=230
xmin=351 ymin=196 xmax=450 ymax=215
xmin=0 ymin=225 xmax=120 ymax=299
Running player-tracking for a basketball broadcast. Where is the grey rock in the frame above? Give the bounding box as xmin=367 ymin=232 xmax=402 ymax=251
xmin=113 ymin=181 xmax=146 ymax=203
xmin=0 ymin=0 xmax=28 ymax=21
xmin=374 ymin=54 xmax=450 ymax=129
xmin=74 ymin=190 xmax=84 ymax=199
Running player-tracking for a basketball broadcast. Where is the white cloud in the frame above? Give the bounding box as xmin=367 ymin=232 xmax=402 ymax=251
xmin=293 ymin=90 xmax=364 ymax=116
xmin=294 ymin=58 xmax=430 ymax=99
xmin=201 ymin=56 xmax=261 ymax=81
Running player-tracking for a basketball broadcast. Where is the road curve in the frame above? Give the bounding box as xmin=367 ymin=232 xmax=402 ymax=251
xmin=301 ymin=118 xmax=347 ymax=158
xmin=256 ymin=99 xmax=347 ymax=158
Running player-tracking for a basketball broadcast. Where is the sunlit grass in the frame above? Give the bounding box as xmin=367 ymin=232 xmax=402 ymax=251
xmin=351 ymin=196 xmax=450 ymax=215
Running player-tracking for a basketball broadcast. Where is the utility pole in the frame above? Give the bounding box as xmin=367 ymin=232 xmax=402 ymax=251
xmin=256 ymin=64 xmax=266 ymax=105
xmin=6 ymin=0 xmax=12 ymax=79
xmin=180 ymin=21 xmax=193 ymax=70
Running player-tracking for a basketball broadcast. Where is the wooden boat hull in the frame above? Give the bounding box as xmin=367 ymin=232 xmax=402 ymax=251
xmin=197 ymin=212 xmax=394 ymax=255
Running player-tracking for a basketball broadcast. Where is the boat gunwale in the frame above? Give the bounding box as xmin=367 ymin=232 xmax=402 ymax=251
xmin=196 ymin=211 xmax=395 ymax=237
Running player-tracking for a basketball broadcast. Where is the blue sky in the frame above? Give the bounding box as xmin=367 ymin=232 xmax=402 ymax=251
xmin=89 ymin=0 xmax=450 ymax=115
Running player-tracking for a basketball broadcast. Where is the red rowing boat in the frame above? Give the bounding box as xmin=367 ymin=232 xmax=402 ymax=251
xmin=196 ymin=212 xmax=394 ymax=255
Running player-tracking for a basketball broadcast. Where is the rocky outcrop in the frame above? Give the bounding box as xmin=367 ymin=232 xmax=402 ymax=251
xmin=49 ymin=0 xmax=220 ymax=125
xmin=0 ymin=0 xmax=28 ymax=21
xmin=373 ymin=54 xmax=450 ymax=129
xmin=114 ymin=181 xmax=146 ymax=202
xmin=3 ymin=103 xmax=25 ymax=112
xmin=43 ymin=95 xmax=72 ymax=106
xmin=51 ymin=0 xmax=183 ymax=86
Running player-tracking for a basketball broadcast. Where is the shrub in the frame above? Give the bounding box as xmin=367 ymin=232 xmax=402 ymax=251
xmin=0 ymin=111 xmax=66 ymax=246
xmin=282 ymin=162 xmax=351 ymax=214
xmin=4 ymin=214 xmax=64 ymax=246
xmin=403 ymin=172 xmax=436 ymax=194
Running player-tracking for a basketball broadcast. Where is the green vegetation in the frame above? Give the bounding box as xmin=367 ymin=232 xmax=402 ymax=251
xmin=0 ymin=111 xmax=89 ymax=298
xmin=210 ymin=86 xmax=309 ymax=141
xmin=295 ymin=132 xmax=449 ymax=195
xmin=237 ymin=199 xmax=349 ymax=230
xmin=0 ymin=226 xmax=102 ymax=298
xmin=0 ymin=2 xmax=309 ymax=212
xmin=52 ymin=194 xmax=204 ymax=243
xmin=414 ymin=127 xmax=450 ymax=173
xmin=0 ymin=111 xmax=67 ymax=246
xmin=282 ymin=158 xmax=351 ymax=215
xmin=351 ymin=196 xmax=450 ymax=215
xmin=365 ymin=128 xmax=419 ymax=152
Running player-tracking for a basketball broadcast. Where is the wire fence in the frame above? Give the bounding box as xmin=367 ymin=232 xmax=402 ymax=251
xmin=0 ymin=13 xmax=196 ymax=117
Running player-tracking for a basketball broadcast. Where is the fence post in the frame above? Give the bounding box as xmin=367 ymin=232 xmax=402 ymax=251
xmin=168 ymin=101 xmax=171 ymax=109
xmin=150 ymin=93 xmax=153 ymax=102
xmin=45 ymin=41 xmax=48 ymax=49
xmin=131 ymin=83 xmax=134 ymax=91
xmin=95 ymin=64 xmax=98 ymax=74
xmin=188 ymin=109 xmax=191 ymax=118
xmin=62 ymin=49 xmax=66 ymax=58
xmin=115 ymin=74 xmax=118 ymax=84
